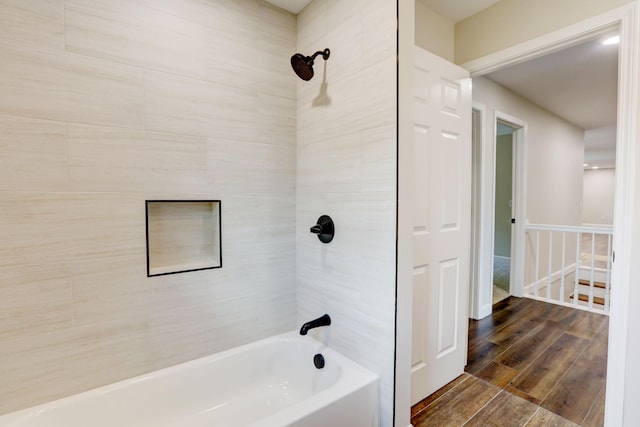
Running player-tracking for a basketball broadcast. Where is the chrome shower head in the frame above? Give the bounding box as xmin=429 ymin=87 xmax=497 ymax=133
xmin=291 ymin=48 xmax=330 ymax=81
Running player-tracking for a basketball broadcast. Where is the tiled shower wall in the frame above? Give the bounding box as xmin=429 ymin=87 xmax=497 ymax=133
xmin=0 ymin=0 xmax=297 ymax=414
xmin=295 ymin=0 xmax=397 ymax=425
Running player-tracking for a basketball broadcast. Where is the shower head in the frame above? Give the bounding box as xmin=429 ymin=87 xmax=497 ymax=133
xmin=291 ymin=48 xmax=330 ymax=81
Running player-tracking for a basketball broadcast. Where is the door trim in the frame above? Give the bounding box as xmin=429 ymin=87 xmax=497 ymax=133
xmin=469 ymin=104 xmax=486 ymax=319
xmin=494 ymin=111 xmax=527 ymax=299
xmin=461 ymin=5 xmax=639 ymax=425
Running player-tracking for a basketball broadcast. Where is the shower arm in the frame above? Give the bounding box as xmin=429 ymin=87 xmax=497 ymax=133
xmin=309 ymin=49 xmax=330 ymax=62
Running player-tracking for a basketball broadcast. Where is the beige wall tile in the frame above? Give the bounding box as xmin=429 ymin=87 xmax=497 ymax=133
xmin=148 ymin=293 xmax=262 ymax=370
xmin=0 ymin=193 xmax=74 ymax=267
xmin=0 ymin=0 xmax=64 ymax=50
xmin=0 ymin=264 xmax=72 ymax=341
xmin=296 ymin=0 xmax=397 ymax=425
xmin=0 ymin=0 xmax=297 ymax=415
xmin=207 ymin=139 xmax=295 ymax=194
xmin=0 ymin=193 xmax=145 ymax=267
xmin=70 ymin=320 xmax=150 ymax=392
xmin=67 ymin=124 xmax=208 ymax=193
xmin=0 ymin=114 xmax=67 ymax=191
xmin=0 ymin=38 xmax=144 ymax=128
xmin=0 ymin=319 xmax=148 ymax=415
xmin=144 ymin=69 xmax=257 ymax=139
xmin=71 ymin=255 xmax=149 ymax=327
xmin=258 ymin=290 xmax=297 ymax=335
xmin=65 ymin=0 xmax=210 ymax=79
xmin=64 ymin=194 xmax=147 ymax=261
xmin=0 ymin=329 xmax=78 ymax=415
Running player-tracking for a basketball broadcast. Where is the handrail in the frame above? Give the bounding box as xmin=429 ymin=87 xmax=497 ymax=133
xmin=523 ymin=222 xmax=612 ymax=314
xmin=525 ymin=223 xmax=613 ymax=235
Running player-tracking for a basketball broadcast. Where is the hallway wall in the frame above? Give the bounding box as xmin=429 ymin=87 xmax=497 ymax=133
xmin=455 ymin=0 xmax=633 ymax=64
xmin=473 ymin=76 xmax=584 ymax=309
xmin=583 ymin=168 xmax=615 ymax=225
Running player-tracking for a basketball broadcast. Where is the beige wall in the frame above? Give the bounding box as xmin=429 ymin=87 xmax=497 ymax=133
xmin=583 ymin=168 xmax=616 ymax=225
xmin=296 ymin=0 xmax=397 ymax=425
xmin=473 ymin=77 xmax=585 ymax=287
xmin=455 ymin=0 xmax=633 ymax=64
xmin=415 ymin=0 xmax=455 ymax=62
xmin=0 ymin=0 xmax=297 ymax=414
xmin=474 ymin=77 xmax=584 ymax=227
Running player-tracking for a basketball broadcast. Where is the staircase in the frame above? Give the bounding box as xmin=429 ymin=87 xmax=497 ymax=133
xmin=524 ymin=224 xmax=612 ymax=314
xmin=569 ymin=280 xmax=606 ymax=306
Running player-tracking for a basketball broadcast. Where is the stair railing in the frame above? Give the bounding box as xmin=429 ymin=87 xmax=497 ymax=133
xmin=524 ymin=223 xmax=613 ymax=314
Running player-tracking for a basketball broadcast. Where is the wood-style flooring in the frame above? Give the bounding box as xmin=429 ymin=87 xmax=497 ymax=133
xmin=412 ymin=297 xmax=608 ymax=427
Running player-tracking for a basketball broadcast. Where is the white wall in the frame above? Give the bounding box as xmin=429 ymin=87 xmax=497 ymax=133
xmin=295 ymin=1 xmax=397 ymax=426
xmin=0 ymin=0 xmax=297 ymax=415
xmin=472 ymin=76 xmax=584 ymax=311
xmin=474 ymin=77 xmax=584 ymax=227
xmin=583 ymin=168 xmax=616 ymax=225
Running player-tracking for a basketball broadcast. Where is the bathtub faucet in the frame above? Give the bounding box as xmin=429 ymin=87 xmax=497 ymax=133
xmin=299 ymin=314 xmax=331 ymax=335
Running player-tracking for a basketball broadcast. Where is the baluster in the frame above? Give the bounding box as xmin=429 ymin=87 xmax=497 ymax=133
xmin=605 ymin=233 xmax=612 ymax=313
xmin=535 ymin=230 xmax=540 ymax=297
xmin=560 ymin=232 xmax=566 ymax=303
xmin=547 ymin=231 xmax=553 ymax=301
xmin=589 ymin=232 xmax=596 ymax=309
xmin=573 ymin=232 xmax=580 ymax=306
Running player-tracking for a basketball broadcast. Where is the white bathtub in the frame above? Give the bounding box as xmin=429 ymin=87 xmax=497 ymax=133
xmin=0 ymin=331 xmax=379 ymax=427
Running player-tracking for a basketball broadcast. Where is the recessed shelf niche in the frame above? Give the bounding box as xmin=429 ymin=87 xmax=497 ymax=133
xmin=146 ymin=200 xmax=222 ymax=277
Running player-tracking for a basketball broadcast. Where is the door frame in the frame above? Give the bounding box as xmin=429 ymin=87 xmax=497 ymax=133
xmin=469 ymin=110 xmax=527 ymax=318
xmin=469 ymin=105 xmax=485 ymax=319
xmin=396 ymin=3 xmax=638 ymax=426
xmin=461 ymin=5 xmax=637 ymax=426
xmin=494 ymin=112 xmax=527 ymax=299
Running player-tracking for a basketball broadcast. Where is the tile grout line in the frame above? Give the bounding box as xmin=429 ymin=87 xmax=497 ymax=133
xmin=522 ymin=406 xmax=542 ymax=426
xmin=580 ymin=381 xmax=606 ymax=425
xmin=459 ymin=387 xmax=503 ymax=427
xmin=537 ymin=334 xmax=592 ymax=408
xmin=469 ymin=317 xmax=557 ymax=376
xmin=411 ymin=374 xmax=472 ymax=419
xmin=499 ymin=326 xmax=565 ymax=392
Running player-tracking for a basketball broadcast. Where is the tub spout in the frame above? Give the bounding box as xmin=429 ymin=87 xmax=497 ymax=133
xmin=299 ymin=314 xmax=331 ymax=335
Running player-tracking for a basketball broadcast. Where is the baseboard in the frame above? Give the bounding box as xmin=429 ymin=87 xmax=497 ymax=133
xmin=475 ymin=303 xmax=492 ymax=320
xmin=524 ymin=262 xmax=577 ymax=292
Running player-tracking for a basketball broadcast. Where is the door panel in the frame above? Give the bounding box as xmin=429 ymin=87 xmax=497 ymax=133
xmin=411 ymin=46 xmax=472 ymax=405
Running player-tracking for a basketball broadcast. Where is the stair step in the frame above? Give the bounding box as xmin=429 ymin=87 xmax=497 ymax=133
xmin=569 ymin=292 xmax=605 ymax=306
xmin=578 ymin=279 xmax=606 ymax=289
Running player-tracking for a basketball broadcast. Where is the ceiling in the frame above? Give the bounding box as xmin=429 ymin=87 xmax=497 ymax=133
xmin=486 ymin=37 xmax=618 ymax=131
xmin=263 ymin=0 xmax=311 ymax=14
xmin=486 ymin=35 xmax=618 ymax=168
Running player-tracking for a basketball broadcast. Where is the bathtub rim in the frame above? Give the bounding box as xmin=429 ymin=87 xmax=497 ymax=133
xmin=0 ymin=330 xmax=379 ymax=426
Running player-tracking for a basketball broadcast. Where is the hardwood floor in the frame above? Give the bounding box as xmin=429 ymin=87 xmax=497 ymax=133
xmin=412 ymin=297 xmax=608 ymax=427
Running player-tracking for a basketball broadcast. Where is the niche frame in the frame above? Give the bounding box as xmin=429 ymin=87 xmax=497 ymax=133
xmin=145 ymin=199 xmax=222 ymax=277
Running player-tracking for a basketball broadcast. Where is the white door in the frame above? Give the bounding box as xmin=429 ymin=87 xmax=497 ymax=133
xmin=411 ymin=46 xmax=472 ymax=405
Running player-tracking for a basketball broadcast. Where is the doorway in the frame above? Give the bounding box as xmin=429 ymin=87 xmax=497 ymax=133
xmin=397 ymin=5 xmax=639 ymax=426
xmin=492 ymin=121 xmax=518 ymax=304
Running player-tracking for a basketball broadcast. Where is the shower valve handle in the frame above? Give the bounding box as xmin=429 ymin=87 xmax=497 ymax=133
xmin=310 ymin=215 xmax=334 ymax=243
xmin=310 ymin=224 xmax=323 ymax=234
